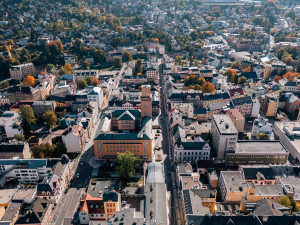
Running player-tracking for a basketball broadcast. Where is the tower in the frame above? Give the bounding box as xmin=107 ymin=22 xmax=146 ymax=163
xmin=141 ymin=85 xmax=152 ymax=118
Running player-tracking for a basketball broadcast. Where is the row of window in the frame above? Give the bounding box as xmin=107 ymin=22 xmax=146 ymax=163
xmin=178 ymin=151 xmax=209 ymax=156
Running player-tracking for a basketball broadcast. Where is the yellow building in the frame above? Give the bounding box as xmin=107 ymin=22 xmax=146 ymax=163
xmin=94 ymin=133 xmax=152 ymax=161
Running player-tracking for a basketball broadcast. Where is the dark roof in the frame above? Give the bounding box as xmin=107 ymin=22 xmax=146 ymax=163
xmin=203 ymin=93 xmax=229 ymax=101
xmin=112 ymin=110 xmax=140 ymax=118
xmin=94 ymin=133 xmax=150 ymax=141
xmin=229 ymin=88 xmax=244 ymax=97
xmin=37 ymin=184 xmax=52 ymax=193
xmin=254 ymin=199 xmax=290 ymax=216
xmin=240 ymin=72 xmax=258 ymax=79
xmin=243 ymin=167 xmax=275 ymax=180
xmin=232 ymin=96 xmax=252 ymax=106
xmin=182 ymin=142 xmax=206 ymax=150
xmin=194 ymin=108 xmax=207 ymax=115
xmin=0 ymin=143 xmax=25 ymax=153
xmin=8 ymin=86 xmax=32 ymax=94
xmin=15 ymin=198 xmax=51 ymax=224
xmin=103 ymin=191 xmax=119 ymax=202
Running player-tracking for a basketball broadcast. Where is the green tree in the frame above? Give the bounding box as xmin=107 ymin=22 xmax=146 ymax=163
xmin=113 ymin=57 xmax=122 ymax=69
xmin=31 ymin=143 xmax=55 ymax=158
xmin=258 ymin=133 xmax=269 ymax=140
xmin=14 ymin=134 xmax=25 ymax=142
xmin=43 ymin=111 xmax=57 ymax=129
xmin=116 ymin=152 xmax=138 ymax=183
xmin=77 ymin=79 xmax=88 ymax=89
xmin=135 ymin=58 xmax=142 ymax=74
xmin=278 ymin=195 xmax=292 ymax=209
xmin=19 ymin=105 xmax=36 ymax=137
xmin=45 ymin=64 xmax=54 ymax=73
xmin=224 ymin=69 xmax=237 ymax=83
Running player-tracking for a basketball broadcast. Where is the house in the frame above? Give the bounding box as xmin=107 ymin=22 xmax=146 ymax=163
xmin=32 ymin=101 xmax=56 ymax=117
xmin=251 ymin=117 xmax=273 ymax=139
xmin=37 ymin=155 xmax=70 ymax=204
xmin=218 ymin=171 xmax=284 ymax=203
xmin=7 ymin=86 xmax=40 ymax=103
xmin=259 ymin=94 xmax=279 ymax=117
xmin=0 ymin=111 xmax=22 ymax=141
xmin=279 ymin=78 xmax=297 ymax=92
xmin=171 ymin=103 xmax=194 ymax=118
xmin=284 ymin=93 xmax=300 ymax=115
xmin=76 ymin=87 xmax=104 ymax=108
xmin=15 ymin=198 xmax=53 ymax=225
xmin=62 ymin=125 xmax=86 ymax=153
xmin=231 ymin=96 xmax=253 ymax=118
xmin=226 ymin=109 xmax=245 ymax=133
xmin=0 ymin=141 xmax=31 ymax=159
xmin=75 ymin=70 xmax=99 ymax=80
xmin=145 ymin=67 xmax=158 ymax=83
xmin=173 ymin=125 xmax=211 ymax=163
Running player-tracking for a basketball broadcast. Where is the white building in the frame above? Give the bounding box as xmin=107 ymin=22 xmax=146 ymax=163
xmin=252 ymin=117 xmax=273 ymax=140
xmin=77 ymin=86 xmax=104 ymax=108
xmin=251 ymin=97 xmax=260 ymax=118
xmin=9 ymin=63 xmax=35 ymax=80
xmin=0 ymin=93 xmax=10 ymax=106
xmin=274 ymin=121 xmax=300 ymax=161
xmin=171 ymin=103 xmax=194 ymax=119
xmin=75 ymin=70 xmax=99 ymax=80
xmin=211 ymin=115 xmax=238 ymax=159
xmin=0 ymin=111 xmax=22 ymax=141
xmin=173 ymin=126 xmax=211 ymax=163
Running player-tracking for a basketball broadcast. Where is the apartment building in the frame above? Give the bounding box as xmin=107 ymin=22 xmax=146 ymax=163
xmin=259 ymin=93 xmax=279 ymax=117
xmin=9 ymin=63 xmax=35 ymax=80
xmin=7 ymin=86 xmax=40 ymax=103
xmin=32 ymin=101 xmax=56 ymax=117
xmin=75 ymin=70 xmax=99 ymax=80
xmin=231 ymin=96 xmax=253 ymax=118
xmin=211 ymin=115 xmax=238 ymax=159
xmin=226 ymin=141 xmax=289 ymax=166
xmin=0 ymin=141 xmax=31 ymax=159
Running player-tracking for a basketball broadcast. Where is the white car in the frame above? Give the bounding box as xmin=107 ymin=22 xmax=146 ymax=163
xmin=76 ymin=173 xmax=80 ymax=179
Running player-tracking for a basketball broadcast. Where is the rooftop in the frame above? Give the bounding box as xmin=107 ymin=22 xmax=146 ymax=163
xmin=235 ymin=141 xmax=288 ymax=154
xmin=213 ymin=114 xmax=238 ymax=135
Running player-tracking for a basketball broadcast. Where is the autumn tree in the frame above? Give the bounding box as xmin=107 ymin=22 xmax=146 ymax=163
xmin=77 ymin=79 xmax=88 ymax=89
xmin=224 ymin=69 xmax=237 ymax=83
xmin=284 ymin=72 xmax=299 ymax=82
xmin=116 ymin=151 xmax=138 ymax=183
xmin=274 ymin=76 xmax=282 ymax=83
xmin=60 ymin=63 xmax=74 ymax=75
xmin=82 ymin=60 xmax=90 ymax=69
xmin=86 ymin=76 xmax=94 ymax=86
xmin=92 ymin=78 xmax=99 ymax=86
xmin=113 ymin=58 xmax=122 ymax=69
xmin=202 ymin=82 xmax=215 ymax=93
xmin=123 ymin=50 xmax=132 ymax=61
xmin=23 ymin=75 xmax=35 ymax=87
xmin=43 ymin=111 xmax=57 ymax=129
xmin=45 ymin=40 xmax=63 ymax=56
xmin=19 ymin=105 xmax=36 ymax=137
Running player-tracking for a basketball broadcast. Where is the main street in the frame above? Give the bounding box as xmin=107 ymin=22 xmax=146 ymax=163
xmin=159 ymin=64 xmax=181 ymax=225
xmin=50 ymin=112 xmax=102 ymax=225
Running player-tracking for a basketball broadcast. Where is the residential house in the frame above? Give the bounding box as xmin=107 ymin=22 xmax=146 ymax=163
xmin=0 ymin=141 xmax=31 ymax=159
xmin=32 ymin=101 xmax=56 ymax=117
xmin=231 ymin=96 xmax=253 ymax=118
xmin=226 ymin=109 xmax=245 ymax=133
xmin=259 ymin=93 xmax=279 ymax=117
xmin=62 ymin=125 xmax=86 ymax=153
xmin=251 ymin=117 xmax=273 ymax=139
xmin=9 ymin=63 xmax=35 ymax=80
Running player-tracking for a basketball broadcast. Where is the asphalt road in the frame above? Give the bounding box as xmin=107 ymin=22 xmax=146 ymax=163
xmin=159 ymin=64 xmax=181 ymax=225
